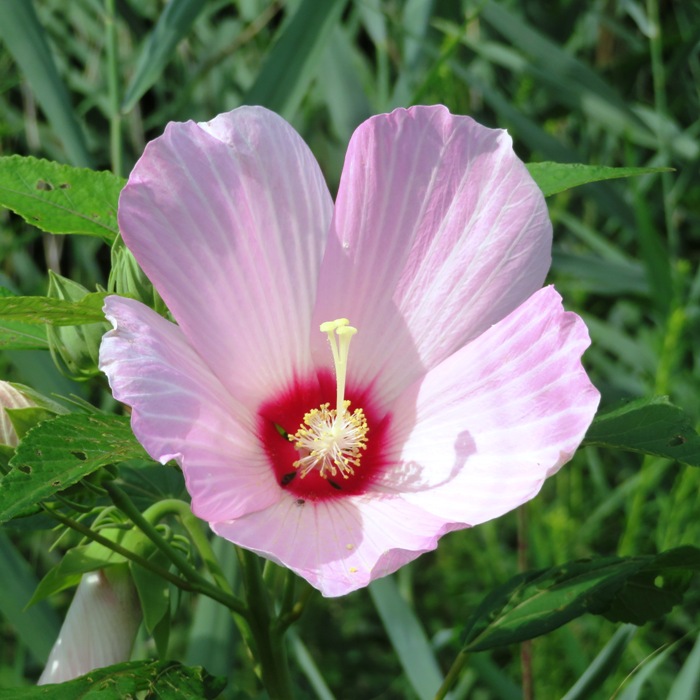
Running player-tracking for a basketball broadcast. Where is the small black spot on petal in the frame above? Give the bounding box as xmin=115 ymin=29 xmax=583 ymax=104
xmin=329 ymin=480 xmax=342 ymax=491
xmin=296 ymin=499 xmax=305 ymax=506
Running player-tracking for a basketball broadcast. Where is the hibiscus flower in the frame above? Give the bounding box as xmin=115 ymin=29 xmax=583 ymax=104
xmin=100 ymin=105 xmax=599 ymax=597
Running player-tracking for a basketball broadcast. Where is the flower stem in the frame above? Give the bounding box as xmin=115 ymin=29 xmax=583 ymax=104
xmin=434 ymin=649 xmax=469 ymax=700
xmin=238 ymin=548 xmax=295 ymax=700
xmin=102 ymin=482 xmax=248 ymax=616
xmin=518 ymin=504 xmax=533 ymax=700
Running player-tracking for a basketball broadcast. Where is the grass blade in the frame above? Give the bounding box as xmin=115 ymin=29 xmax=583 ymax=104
xmin=369 ymin=576 xmax=443 ymax=700
xmin=244 ymin=0 xmax=349 ymax=119
xmin=121 ymin=0 xmax=207 ymax=113
xmin=0 ymin=0 xmax=91 ymax=166
xmin=561 ymin=625 xmax=637 ymax=700
xmin=0 ymin=530 xmax=61 ymax=665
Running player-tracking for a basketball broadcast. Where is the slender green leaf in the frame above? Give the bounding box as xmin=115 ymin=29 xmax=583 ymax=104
xmin=0 ymin=660 xmax=226 ymax=699
xmin=461 ymin=547 xmax=700 ymax=652
xmin=0 ymin=414 xmax=148 ymax=525
xmin=0 ymin=323 xmax=48 ymax=350
xmin=369 ymin=576 xmax=443 ymax=700
xmin=583 ymin=396 xmax=700 ymax=467
xmin=0 ymin=0 xmax=91 ymax=166
xmin=480 ymin=1 xmax=651 ymax=143
xmin=0 ymin=156 xmax=123 ymax=242
xmin=561 ymin=625 xmax=637 ymax=700
xmin=0 ymin=291 xmax=107 ymax=326
xmin=527 ymin=162 xmax=672 ymax=198
xmin=0 ymin=530 xmax=60 ymax=665
xmin=244 ymin=0 xmax=349 ymax=118
xmin=667 ymin=631 xmax=700 ymax=700
xmin=288 ymin=629 xmax=336 ymax=700
xmin=122 ymin=0 xmax=207 ymax=112
xmin=616 ymin=641 xmax=679 ymax=700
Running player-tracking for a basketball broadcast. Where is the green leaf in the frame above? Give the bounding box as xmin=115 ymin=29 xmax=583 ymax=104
xmin=244 ymin=0 xmax=349 ymax=118
xmin=583 ymin=396 xmax=700 ymax=467
xmin=6 ymin=407 xmax=57 ymax=441
xmin=369 ymin=576 xmax=443 ymax=700
xmin=461 ymin=547 xmax=700 ymax=652
xmin=0 ymin=1 xmax=91 ymax=167
xmin=0 ymin=322 xmax=48 ymax=350
xmin=526 ymin=162 xmax=672 ymax=198
xmin=0 ymin=530 xmax=60 ymax=665
xmin=0 ymin=291 xmax=107 ymax=326
xmin=0 ymin=660 xmax=226 ymax=699
xmin=122 ymin=0 xmax=207 ymax=112
xmin=0 ymin=156 xmax=124 ymax=242
xmin=0 ymin=414 xmax=148 ymax=525
xmin=561 ymin=625 xmax=637 ymax=700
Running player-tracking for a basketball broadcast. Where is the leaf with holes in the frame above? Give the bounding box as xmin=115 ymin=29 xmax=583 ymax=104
xmin=0 ymin=155 xmax=123 ymax=242
xmin=0 ymin=413 xmax=149 ymax=524
xmin=583 ymin=396 xmax=700 ymax=467
xmin=0 ymin=659 xmax=226 ymax=699
xmin=461 ymin=547 xmax=700 ymax=652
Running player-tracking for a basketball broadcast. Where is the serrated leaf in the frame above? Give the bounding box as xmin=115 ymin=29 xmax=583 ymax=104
xmin=0 ymin=659 xmax=226 ymax=699
xmin=583 ymin=396 xmax=700 ymax=467
xmin=0 ymin=414 xmax=148 ymax=525
xmin=461 ymin=547 xmax=700 ymax=652
xmin=0 ymin=291 xmax=107 ymax=326
xmin=0 ymin=156 xmax=124 ymax=242
xmin=526 ymin=162 xmax=671 ymax=197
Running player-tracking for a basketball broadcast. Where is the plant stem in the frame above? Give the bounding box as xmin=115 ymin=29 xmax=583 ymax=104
xmin=434 ymin=649 xmax=469 ymax=700
xmin=102 ymin=482 xmax=248 ymax=615
xmin=238 ymin=548 xmax=295 ymax=700
xmin=518 ymin=504 xmax=533 ymax=700
xmin=104 ymin=0 xmax=123 ymax=177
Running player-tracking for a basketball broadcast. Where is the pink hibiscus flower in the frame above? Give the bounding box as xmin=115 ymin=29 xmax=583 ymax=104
xmin=100 ymin=105 xmax=599 ymax=597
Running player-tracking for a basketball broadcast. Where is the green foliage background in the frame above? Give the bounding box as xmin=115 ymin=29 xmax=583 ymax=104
xmin=0 ymin=0 xmax=699 ymax=698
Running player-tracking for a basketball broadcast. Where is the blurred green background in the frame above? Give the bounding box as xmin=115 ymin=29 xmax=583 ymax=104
xmin=1 ymin=0 xmax=699 ymax=698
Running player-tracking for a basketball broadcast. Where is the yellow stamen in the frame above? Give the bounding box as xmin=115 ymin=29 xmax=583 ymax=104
xmin=289 ymin=319 xmax=369 ymax=480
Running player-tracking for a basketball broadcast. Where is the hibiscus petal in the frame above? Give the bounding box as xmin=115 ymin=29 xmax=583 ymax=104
xmin=100 ymin=296 xmax=279 ymax=521
xmin=312 ymin=105 xmax=552 ymax=407
xmin=381 ymin=286 xmax=599 ymax=524
xmin=212 ymin=494 xmax=458 ymax=597
xmin=118 ymin=106 xmax=334 ymax=404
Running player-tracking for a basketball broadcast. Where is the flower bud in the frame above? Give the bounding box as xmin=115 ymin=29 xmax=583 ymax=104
xmin=38 ymin=567 xmax=141 ymax=684
xmin=47 ymin=271 xmax=108 ymax=380
xmin=108 ymin=236 xmax=166 ymax=315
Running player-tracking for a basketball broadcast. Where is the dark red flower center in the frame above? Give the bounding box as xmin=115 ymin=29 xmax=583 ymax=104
xmin=256 ymin=370 xmax=391 ymax=502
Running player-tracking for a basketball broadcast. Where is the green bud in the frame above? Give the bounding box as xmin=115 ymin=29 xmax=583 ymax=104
xmin=47 ymin=271 xmax=109 ymax=380
xmin=108 ymin=235 xmax=166 ymax=315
